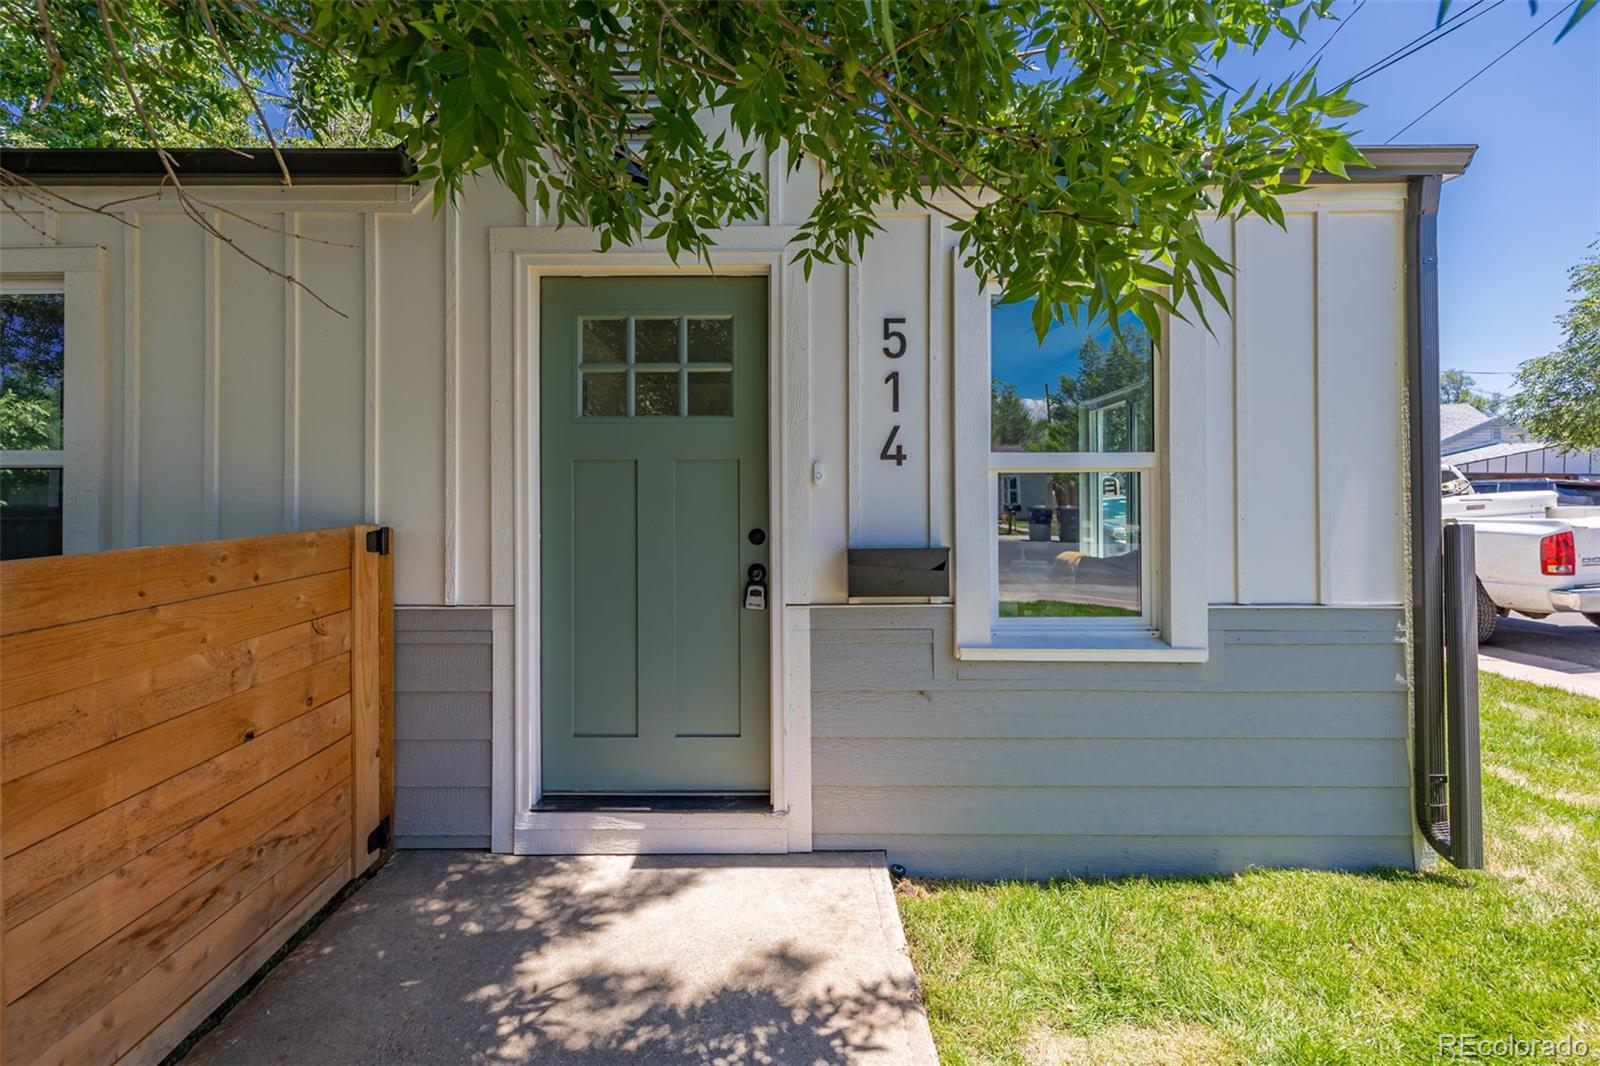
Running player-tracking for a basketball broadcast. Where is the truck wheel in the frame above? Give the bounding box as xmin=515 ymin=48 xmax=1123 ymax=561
xmin=1476 ymin=582 xmax=1498 ymax=644
xmin=1585 ymin=613 xmax=1600 ymax=629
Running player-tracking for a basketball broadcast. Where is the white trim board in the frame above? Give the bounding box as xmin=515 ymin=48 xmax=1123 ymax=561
xmin=490 ymin=232 xmax=814 ymax=856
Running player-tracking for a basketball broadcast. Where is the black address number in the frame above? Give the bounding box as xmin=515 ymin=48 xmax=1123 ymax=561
xmin=879 ymin=317 xmax=909 ymax=466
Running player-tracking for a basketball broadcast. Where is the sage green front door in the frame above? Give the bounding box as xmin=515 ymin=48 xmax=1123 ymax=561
xmin=540 ymin=276 xmax=770 ymax=793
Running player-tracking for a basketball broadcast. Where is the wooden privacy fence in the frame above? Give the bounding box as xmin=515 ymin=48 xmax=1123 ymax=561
xmin=0 ymin=526 xmax=393 ymax=1066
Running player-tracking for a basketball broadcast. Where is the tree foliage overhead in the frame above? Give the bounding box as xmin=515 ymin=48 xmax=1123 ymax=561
xmin=1507 ymin=251 xmax=1600 ymax=453
xmin=3 ymin=0 xmax=1374 ymax=332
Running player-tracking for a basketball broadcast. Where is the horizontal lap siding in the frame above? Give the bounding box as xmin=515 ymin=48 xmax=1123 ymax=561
xmin=811 ymin=605 xmax=1413 ymax=878
xmin=393 ymin=608 xmax=494 ymax=847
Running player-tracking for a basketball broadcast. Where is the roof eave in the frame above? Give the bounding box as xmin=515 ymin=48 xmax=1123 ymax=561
xmin=0 ymin=147 xmax=417 ymax=186
xmin=1306 ymin=144 xmax=1477 ymax=184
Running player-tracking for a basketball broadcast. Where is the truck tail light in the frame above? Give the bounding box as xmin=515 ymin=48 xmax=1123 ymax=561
xmin=1540 ymin=530 xmax=1575 ymax=576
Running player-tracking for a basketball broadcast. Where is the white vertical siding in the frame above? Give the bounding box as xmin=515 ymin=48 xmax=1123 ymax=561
xmin=376 ymin=209 xmax=447 ymax=604
xmin=295 ymin=213 xmax=368 ymax=533
xmin=136 ymin=214 xmax=209 ymax=546
xmin=1235 ymin=214 xmax=1320 ymax=603
xmin=1 ymin=182 xmax=1409 ymax=609
xmin=216 ymin=212 xmax=287 ymax=539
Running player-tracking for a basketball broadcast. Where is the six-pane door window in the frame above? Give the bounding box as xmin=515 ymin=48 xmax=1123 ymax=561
xmin=578 ymin=315 xmax=734 ymax=418
xmin=1 ymin=287 xmax=66 ymax=560
xmin=990 ymin=297 xmax=1156 ymax=625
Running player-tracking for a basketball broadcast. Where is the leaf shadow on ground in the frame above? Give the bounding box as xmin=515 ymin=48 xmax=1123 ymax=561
xmin=180 ymin=851 xmax=925 ymax=1065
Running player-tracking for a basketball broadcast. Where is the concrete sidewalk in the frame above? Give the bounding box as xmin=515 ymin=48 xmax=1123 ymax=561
xmin=182 ymin=851 xmax=938 ymax=1065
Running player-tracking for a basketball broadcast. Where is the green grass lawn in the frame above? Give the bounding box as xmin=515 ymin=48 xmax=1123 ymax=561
xmin=897 ymin=675 xmax=1600 ymax=1065
xmin=998 ymin=601 xmax=1140 ymax=619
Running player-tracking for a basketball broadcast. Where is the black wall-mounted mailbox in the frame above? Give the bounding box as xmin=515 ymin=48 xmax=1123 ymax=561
xmin=847 ymin=547 xmax=951 ymax=598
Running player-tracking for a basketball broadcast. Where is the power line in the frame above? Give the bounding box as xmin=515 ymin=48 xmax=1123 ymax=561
xmin=1292 ymin=0 xmax=1368 ymax=81
xmin=1386 ymin=0 xmax=1578 ymax=142
xmin=1341 ymin=0 xmax=1490 ymax=82
xmin=1349 ymin=0 xmax=1506 ymax=86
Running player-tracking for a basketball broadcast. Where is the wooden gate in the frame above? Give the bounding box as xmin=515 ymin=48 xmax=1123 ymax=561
xmin=0 ymin=526 xmax=393 ymax=1065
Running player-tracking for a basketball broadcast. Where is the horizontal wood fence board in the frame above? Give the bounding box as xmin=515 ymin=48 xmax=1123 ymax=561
xmin=3 ymin=613 xmax=351 ymax=785
xmin=4 ymin=699 xmax=351 ymax=928
xmin=6 ymin=784 xmax=350 ymax=1062
xmin=44 ymin=822 xmax=351 ymax=1066
xmin=0 ymin=529 xmax=351 ymax=637
xmin=4 ymin=656 xmax=351 ymax=855
xmin=1 ymin=570 xmax=351 ymax=710
xmin=3 ymin=745 xmax=351 ymax=1001
xmin=0 ymin=525 xmax=390 ymax=1066
xmin=118 ymin=860 xmax=352 ymax=1066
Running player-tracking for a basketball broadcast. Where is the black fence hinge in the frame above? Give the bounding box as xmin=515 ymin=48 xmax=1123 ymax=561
xmin=367 ymin=815 xmax=391 ymax=853
xmin=365 ymin=526 xmax=391 ymax=556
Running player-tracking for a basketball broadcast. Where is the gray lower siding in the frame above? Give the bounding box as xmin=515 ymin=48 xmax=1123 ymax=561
xmin=810 ymin=604 xmax=1416 ymax=879
xmin=393 ymin=608 xmax=496 ymax=848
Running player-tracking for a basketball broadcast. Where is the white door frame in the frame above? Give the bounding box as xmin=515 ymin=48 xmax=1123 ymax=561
xmin=488 ymin=227 xmax=812 ymax=854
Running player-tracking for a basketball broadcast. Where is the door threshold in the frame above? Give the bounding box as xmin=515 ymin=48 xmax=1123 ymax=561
xmin=532 ymin=793 xmax=772 ymax=814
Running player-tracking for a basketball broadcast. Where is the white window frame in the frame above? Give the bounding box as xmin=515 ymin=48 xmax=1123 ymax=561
xmin=2 ymin=246 xmax=106 ymax=555
xmin=953 ymin=268 xmax=1209 ymax=662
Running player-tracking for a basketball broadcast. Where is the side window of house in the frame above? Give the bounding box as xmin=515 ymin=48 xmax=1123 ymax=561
xmin=990 ymin=297 xmax=1156 ymax=625
xmin=1 ymin=287 xmax=66 ymax=560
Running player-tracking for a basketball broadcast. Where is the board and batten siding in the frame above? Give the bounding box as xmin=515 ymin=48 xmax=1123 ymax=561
xmin=4 ymin=168 xmax=1419 ymax=862
xmin=811 ymin=605 xmax=1414 ymax=878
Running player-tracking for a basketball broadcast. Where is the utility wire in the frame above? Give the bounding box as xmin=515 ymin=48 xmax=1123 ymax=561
xmin=1349 ymin=0 xmax=1505 ymax=86
xmin=1292 ymin=0 xmax=1368 ymax=81
xmin=1386 ymin=0 xmax=1578 ymax=142
xmin=1342 ymin=0 xmax=1489 ymax=82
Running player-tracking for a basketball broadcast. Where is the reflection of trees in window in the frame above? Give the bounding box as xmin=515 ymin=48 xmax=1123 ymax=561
xmin=1 ymin=293 xmax=65 ymax=453
xmin=991 ymin=379 xmax=1035 ymax=447
xmin=2 ymin=293 xmax=66 ymax=507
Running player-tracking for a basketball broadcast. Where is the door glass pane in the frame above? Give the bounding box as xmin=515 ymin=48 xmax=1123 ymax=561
xmin=2 ymin=293 xmax=66 ymax=450
xmin=634 ymin=371 xmax=680 ymax=416
xmin=990 ymin=298 xmax=1153 ymax=452
xmin=635 ymin=318 xmax=681 ymax=363
xmin=581 ymin=371 xmax=626 ymax=416
xmin=996 ymin=471 xmax=1142 ymax=618
xmin=1 ymin=467 xmax=63 ymax=560
xmin=687 ymin=317 xmax=733 ymax=363
xmin=581 ymin=318 xmax=627 ymax=364
xmin=687 ymin=371 xmax=733 ymax=416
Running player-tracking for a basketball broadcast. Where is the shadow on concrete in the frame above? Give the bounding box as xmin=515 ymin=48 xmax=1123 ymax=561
xmin=181 ymin=852 xmax=933 ymax=1065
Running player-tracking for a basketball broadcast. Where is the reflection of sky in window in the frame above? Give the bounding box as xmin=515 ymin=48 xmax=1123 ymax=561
xmin=991 ymin=299 xmax=1142 ymax=406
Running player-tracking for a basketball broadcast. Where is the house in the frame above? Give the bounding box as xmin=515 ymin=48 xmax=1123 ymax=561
xmin=1439 ymin=401 xmax=1520 ymax=454
xmin=0 ymin=142 xmax=1475 ymax=877
xmin=1439 ymin=402 xmax=1600 ymax=480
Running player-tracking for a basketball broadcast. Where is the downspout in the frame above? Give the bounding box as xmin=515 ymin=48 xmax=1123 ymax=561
xmin=1405 ymin=173 xmax=1450 ymax=855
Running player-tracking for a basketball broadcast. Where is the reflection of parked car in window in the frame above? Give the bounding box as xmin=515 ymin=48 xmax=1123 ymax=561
xmin=1469 ymin=478 xmax=1600 ymax=507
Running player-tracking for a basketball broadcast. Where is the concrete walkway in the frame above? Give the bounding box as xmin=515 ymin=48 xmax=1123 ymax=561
xmin=183 ymin=851 xmax=938 ymax=1065
xmin=1480 ymin=612 xmax=1600 ymax=699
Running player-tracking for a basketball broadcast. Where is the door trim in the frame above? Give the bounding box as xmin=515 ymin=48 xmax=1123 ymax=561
xmin=489 ymin=232 xmax=812 ymax=855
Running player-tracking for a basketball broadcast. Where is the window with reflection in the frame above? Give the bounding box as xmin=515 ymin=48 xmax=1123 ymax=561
xmin=2 ymin=290 xmax=66 ymax=560
xmin=990 ymin=298 xmax=1156 ymax=625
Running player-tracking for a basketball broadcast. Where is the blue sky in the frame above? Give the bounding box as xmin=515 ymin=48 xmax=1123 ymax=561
xmin=1221 ymin=0 xmax=1600 ymax=397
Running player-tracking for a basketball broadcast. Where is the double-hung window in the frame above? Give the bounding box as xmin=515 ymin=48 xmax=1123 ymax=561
xmin=954 ymin=276 xmax=1208 ymax=661
xmin=1 ymin=247 xmax=104 ymax=559
xmin=1 ymin=283 xmax=67 ymax=560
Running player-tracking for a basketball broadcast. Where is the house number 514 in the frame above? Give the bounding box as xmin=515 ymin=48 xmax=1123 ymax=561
xmin=880 ymin=317 xmax=908 ymax=467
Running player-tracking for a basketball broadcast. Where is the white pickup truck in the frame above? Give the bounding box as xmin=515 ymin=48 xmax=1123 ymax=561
xmin=1441 ymin=488 xmax=1600 ymax=642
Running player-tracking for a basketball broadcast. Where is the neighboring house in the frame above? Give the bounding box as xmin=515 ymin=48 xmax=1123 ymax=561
xmin=1450 ymin=440 xmax=1600 ymax=479
xmin=1439 ymin=402 xmax=1521 ymax=455
xmin=1438 ymin=402 xmax=1600 ymax=479
xmin=0 ymin=142 xmax=1473 ymax=877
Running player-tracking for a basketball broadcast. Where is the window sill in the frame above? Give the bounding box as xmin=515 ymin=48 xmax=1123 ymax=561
xmin=957 ymin=630 xmax=1209 ymax=663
